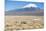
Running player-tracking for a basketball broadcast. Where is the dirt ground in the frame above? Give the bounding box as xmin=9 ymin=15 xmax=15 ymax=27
xmin=5 ymin=16 xmax=44 ymax=31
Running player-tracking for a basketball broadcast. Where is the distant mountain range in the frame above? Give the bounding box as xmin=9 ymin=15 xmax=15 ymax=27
xmin=5 ymin=7 xmax=44 ymax=16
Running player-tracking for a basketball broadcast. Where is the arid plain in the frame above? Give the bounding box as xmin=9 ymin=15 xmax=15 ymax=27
xmin=5 ymin=16 xmax=44 ymax=31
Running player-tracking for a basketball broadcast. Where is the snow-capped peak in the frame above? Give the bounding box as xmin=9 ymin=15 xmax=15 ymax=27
xmin=23 ymin=4 xmax=38 ymax=8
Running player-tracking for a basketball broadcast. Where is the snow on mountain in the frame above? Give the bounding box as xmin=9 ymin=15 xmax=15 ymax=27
xmin=23 ymin=4 xmax=38 ymax=8
xmin=5 ymin=4 xmax=43 ymax=16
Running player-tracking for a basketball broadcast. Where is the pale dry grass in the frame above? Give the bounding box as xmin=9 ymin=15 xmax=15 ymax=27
xmin=5 ymin=16 xmax=44 ymax=31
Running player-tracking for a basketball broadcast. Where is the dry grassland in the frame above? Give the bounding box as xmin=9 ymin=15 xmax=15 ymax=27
xmin=5 ymin=16 xmax=44 ymax=31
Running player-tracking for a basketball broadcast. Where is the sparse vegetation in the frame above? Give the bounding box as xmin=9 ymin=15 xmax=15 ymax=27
xmin=5 ymin=16 xmax=44 ymax=31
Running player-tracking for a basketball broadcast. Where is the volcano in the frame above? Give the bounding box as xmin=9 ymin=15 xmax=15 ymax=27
xmin=5 ymin=7 xmax=44 ymax=16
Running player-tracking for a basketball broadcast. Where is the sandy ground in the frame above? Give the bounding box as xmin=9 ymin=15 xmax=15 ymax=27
xmin=5 ymin=16 xmax=44 ymax=31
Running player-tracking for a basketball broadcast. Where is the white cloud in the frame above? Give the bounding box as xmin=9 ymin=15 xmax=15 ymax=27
xmin=22 ymin=4 xmax=38 ymax=8
xmin=10 ymin=0 xmax=44 ymax=2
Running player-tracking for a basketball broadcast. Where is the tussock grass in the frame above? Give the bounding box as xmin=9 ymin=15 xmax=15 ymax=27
xmin=5 ymin=16 xmax=44 ymax=30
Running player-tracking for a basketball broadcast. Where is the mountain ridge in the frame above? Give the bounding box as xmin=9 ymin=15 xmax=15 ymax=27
xmin=5 ymin=7 xmax=44 ymax=16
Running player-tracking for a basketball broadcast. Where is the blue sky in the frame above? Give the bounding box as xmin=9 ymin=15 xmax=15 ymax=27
xmin=5 ymin=0 xmax=44 ymax=11
xmin=6 ymin=0 xmax=44 ymax=2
